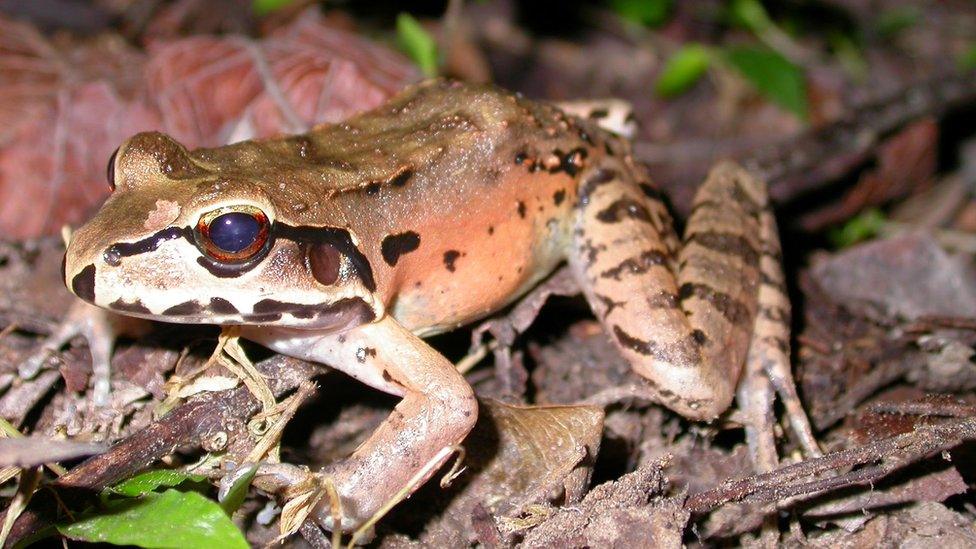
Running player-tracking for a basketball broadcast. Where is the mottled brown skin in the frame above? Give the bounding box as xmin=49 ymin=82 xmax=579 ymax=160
xmin=62 ymin=79 xmax=818 ymax=531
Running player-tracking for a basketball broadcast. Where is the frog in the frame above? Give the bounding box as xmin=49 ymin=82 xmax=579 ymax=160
xmin=60 ymin=79 xmax=819 ymax=533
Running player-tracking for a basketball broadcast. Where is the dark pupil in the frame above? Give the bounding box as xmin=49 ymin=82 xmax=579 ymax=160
xmin=209 ymin=212 xmax=261 ymax=253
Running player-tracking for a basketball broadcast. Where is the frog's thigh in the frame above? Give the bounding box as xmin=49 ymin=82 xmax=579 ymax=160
xmin=244 ymin=318 xmax=477 ymax=530
xmin=571 ymin=161 xmax=765 ymax=420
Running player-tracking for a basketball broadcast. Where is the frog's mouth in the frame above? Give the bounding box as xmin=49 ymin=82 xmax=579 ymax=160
xmin=103 ymin=293 xmax=375 ymax=330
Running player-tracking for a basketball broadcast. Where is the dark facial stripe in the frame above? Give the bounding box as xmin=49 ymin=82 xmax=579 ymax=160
xmin=678 ymin=282 xmax=751 ymax=326
xmin=685 ymin=231 xmax=760 ymax=266
xmin=595 ymin=197 xmax=652 ymax=224
xmin=381 ymin=231 xmax=420 ymax=266
xmin=110 ymin=298 xmax=151 ymax=314
xmin=209 ymin=297 xmax=239 ymax=314
xmin=71 ymin=264 xmax=96 ymax=303
xmin=163 ymin=300 xmax=204 ymax=316
xmin=245 ymin=297 xmax=375 ymax=328
xmin=105 ymin=226 xmax=190 ymax=261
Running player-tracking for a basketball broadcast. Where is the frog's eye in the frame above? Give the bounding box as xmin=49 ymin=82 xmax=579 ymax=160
xmin=196 ymin=207 xmax=270 ymax=263
xmin=106 ymin=147 xmax=119 ymax=191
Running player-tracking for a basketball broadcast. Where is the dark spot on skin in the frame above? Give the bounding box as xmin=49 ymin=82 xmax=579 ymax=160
xmin=110 ymin=298 xmax=151 ymax=314
xmin=639 ymin=183 xmax=665 ymax=202
xmin=758 ymin=305 xmax=790 ymax=324
xmin=578 ymin=128 xmax=594 ymax=146
xmin=338 ymin=335 xmax=347 ymax=343
xmin=759 ymin=269 xmax=788 ymax=294
xmin=691 ymin=329 xmax=708 ymax=345
xmin=381 ymin=231 xmax=421 ymax=266
xmin=388 ymin=167 xmax=413 ymax=187
xmin=595 ymin=293 xmax=625 ymax=318
xmin=646 ymin=290 xmax=679 ymax=309
xmin=487 ymin=226 xmax=494 ymax=235
xmin=595 ymin=198 xmax=652 ymax=224
xmin=579 ymin=168 xmax=617 ymax=205
xmin=517 ymin=201 xmax=526 ymax=218
xmin=599 ymin=249 xmax=668 ymax=280
xmin=443 ymin=250 xmax=461 ymax=272
xmin=612 ymin=325 xmax=702 ymax=366
xmin=553 ymin=189 xmax=566 ymax=206
xmin=588 ymin=108 xmax=609 ymax=119
xmin=308 ymin=242 xmax=341 ymax=285
xmin=761 ymin=335 xmax=790 ymax=353
xmin=209 ymin=297 xmax=238 ymax=314
xmin=382 ymin=370 xmax=395 ymax=383
xmin=163 ymin=300 xmax=203 ymax=315
xmin=679 ymin=282 xmax=752 ymax=326
xmin=71 ymin=264 xmax=96 ymax=303
xmin=686 ymin=231 xmax=760 ymax=266
xmin=560 ymin=147 xmax=587 ymax=176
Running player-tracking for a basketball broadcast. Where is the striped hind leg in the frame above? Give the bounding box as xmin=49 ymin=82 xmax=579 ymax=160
xmin=737 ymin=209 xmax=821 ymax=471
xmin=571 ymin=159 xmax=818 ymax=461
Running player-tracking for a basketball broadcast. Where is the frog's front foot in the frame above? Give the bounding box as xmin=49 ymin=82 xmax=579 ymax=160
xmin=18 ymin=300 xmax=148 ymax=406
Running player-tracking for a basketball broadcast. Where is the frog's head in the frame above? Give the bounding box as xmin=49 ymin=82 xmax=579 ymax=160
xmin=63 ymin=131 xmax=379 ymax=331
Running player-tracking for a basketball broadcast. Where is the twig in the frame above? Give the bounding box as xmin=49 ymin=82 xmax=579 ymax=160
xmin=684 ymin=415 xmax=976 ymax=513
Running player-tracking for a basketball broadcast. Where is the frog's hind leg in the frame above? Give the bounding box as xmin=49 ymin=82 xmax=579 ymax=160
xmin=570 ymin=161 xmax=756 ymax=418
xmin=737 ymin=209 xmax=821 ymax=470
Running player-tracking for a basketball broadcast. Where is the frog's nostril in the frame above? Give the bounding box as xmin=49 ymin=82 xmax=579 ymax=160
xmin=103 ymin=247 xmax=122 ymax=267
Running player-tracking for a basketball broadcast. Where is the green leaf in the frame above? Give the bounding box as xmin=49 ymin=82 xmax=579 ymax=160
xmin=724 ymin=45 xmax=808 ymax=120
xmin=958 ymin=44 xmax=976 ymax=71
xmin=219 ymin=464 xmax=257 ymax=515
xmin=610 ymin=0 xmax=672 ymax=27
xmin=829 ymin=208 xmax=887 ymax=248
xmin=729 ymin=0 xmax=773 ymax=33
xmin=875 ymin=6 xmax=920 ymax=38
xmin=59 ymin=490 xmax=248 ymax=549
xmin=396 ymin=13 xmax=439 ymax=78
xmin=108 ymin=469 xmax=207 ymax=498
xmin=655 ymin=44 xmax=711 ymax=98
xmin=252 ymin=0 xmax=295 ymax=16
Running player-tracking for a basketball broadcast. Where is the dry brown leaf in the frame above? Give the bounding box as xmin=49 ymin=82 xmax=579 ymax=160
xmin=0 ymin=8 xmax=418 ymax=239
xmin=381 ymin=399 xmax=604 ymax=546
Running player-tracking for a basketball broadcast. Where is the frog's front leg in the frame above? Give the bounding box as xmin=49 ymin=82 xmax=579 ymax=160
xmin=242 ymin=315 xmax=477 ymax=531
xmin=571 ymin=160 xmax=817 ymax=463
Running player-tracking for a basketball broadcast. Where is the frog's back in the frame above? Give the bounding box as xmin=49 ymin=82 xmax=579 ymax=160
xmin=191 ymin=80 xmax=618 ymax=333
